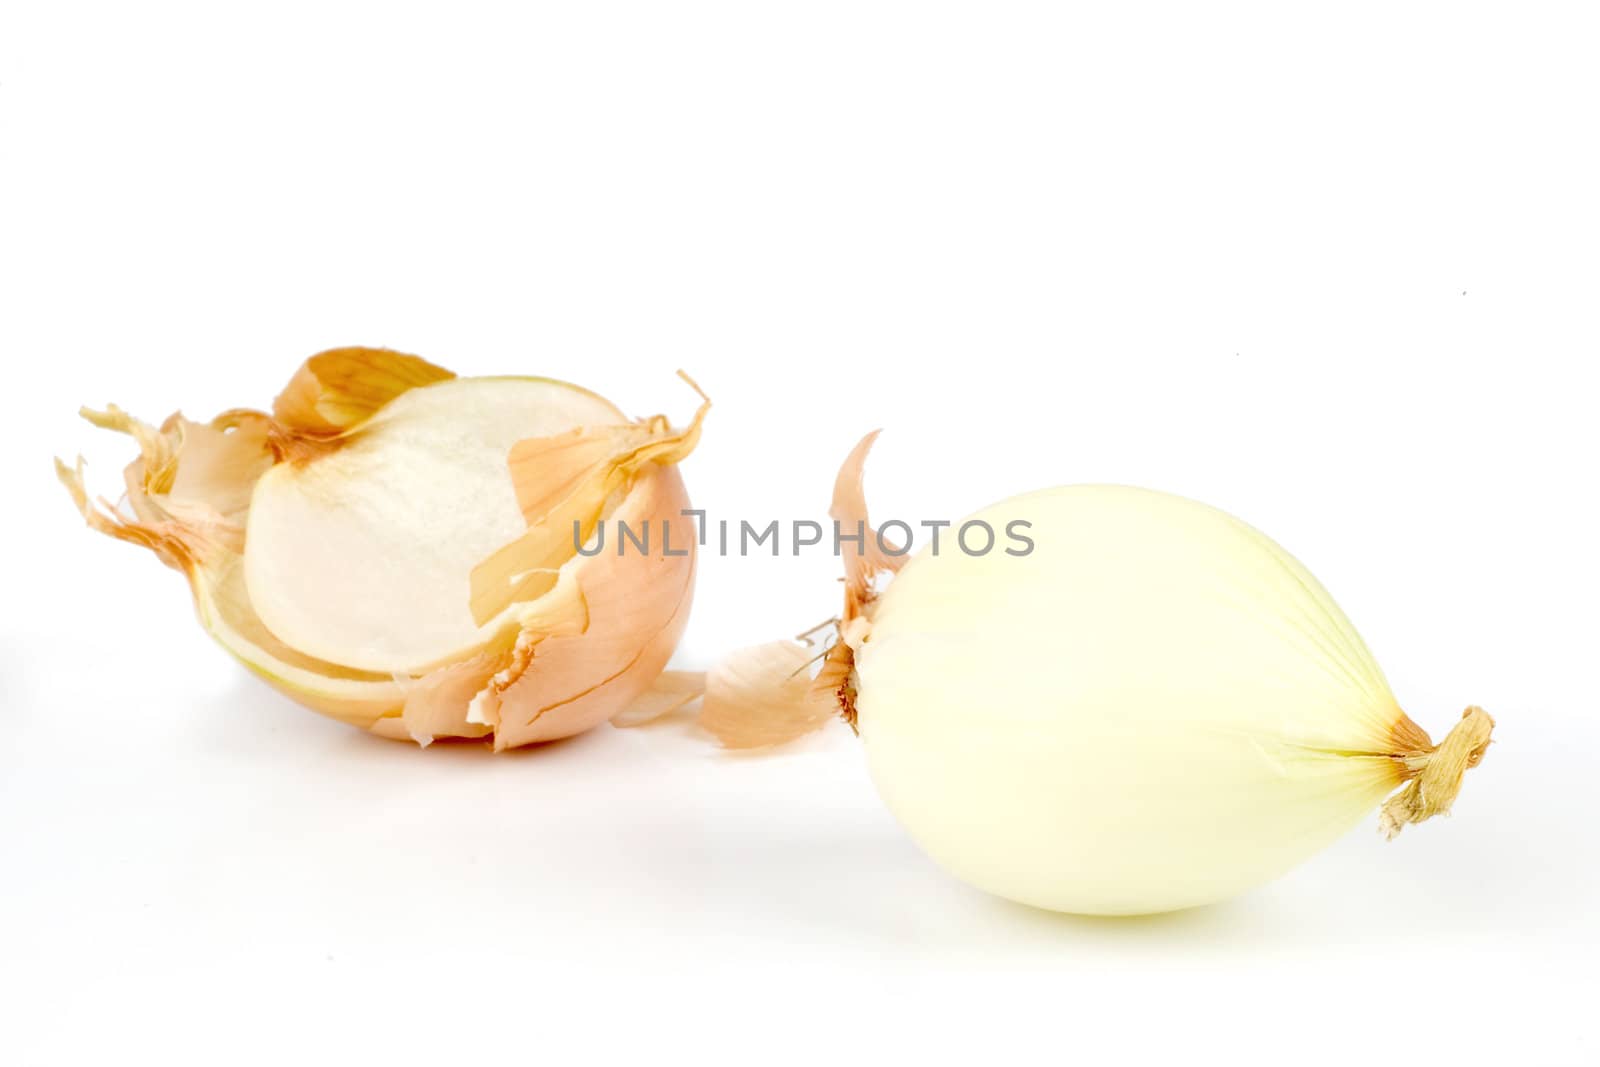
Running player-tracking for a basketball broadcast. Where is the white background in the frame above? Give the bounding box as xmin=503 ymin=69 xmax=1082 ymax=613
xmin=3 ymin=2 xmax=1597 ymax=1063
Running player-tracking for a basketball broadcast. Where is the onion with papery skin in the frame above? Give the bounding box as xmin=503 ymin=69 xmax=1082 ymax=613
xmin=58 ymin=347 xmax=707 ymax=749
xmin=702 ymin=435 xmax=1496 ymax=916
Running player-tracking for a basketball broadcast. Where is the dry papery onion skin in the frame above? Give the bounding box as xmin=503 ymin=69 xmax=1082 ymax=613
xmin=57 ymin=346 xmax=707 ymax=750
xmin=700 ymin=434 xmax=1496 ymax=916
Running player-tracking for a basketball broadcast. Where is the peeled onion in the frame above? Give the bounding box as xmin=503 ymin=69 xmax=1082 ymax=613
xmin=702 ymin=435 xmax=1495 ymax=915
xmin=58 ymin=347 xmax=706 ymax=749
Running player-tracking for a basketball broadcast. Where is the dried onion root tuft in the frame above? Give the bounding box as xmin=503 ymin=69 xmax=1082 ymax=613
xmin=700 ymin=434 xmax=1497 ymax=915
xmin=59 ymin=347 xmax=707 ymax=750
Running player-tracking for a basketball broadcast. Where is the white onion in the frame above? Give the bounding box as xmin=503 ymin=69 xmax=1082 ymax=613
xmin=702 ymin=436 xmax=1494 ymax=916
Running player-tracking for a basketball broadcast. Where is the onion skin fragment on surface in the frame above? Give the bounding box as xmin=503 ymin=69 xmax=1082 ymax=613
xmin=698 ymin=434 xmax=1497 ymax=915
xmin=698 ymin=430 xmax=902 ymax=748
xmin=57 ymin=347 xmax=707 ymax=750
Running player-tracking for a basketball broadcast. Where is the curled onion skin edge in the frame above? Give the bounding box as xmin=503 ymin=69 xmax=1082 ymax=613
xmin=58 ymin=347 xmax=706 ymax=750
xmin=699 ymin=434 xmax=1496 ymax=914
xmin=466 ymin=464 xmax=698 ymax=750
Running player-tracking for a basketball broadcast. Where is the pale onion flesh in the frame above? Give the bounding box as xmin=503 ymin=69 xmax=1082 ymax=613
xmin=701 ymin=436 xmax=1495 ymax=916
xmin=58 ymin=347 xmax=707 ymax=750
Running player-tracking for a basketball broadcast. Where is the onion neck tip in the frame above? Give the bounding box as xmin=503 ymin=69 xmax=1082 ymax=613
xmin=1380 ymin=705 xmax=1495 ymax=839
